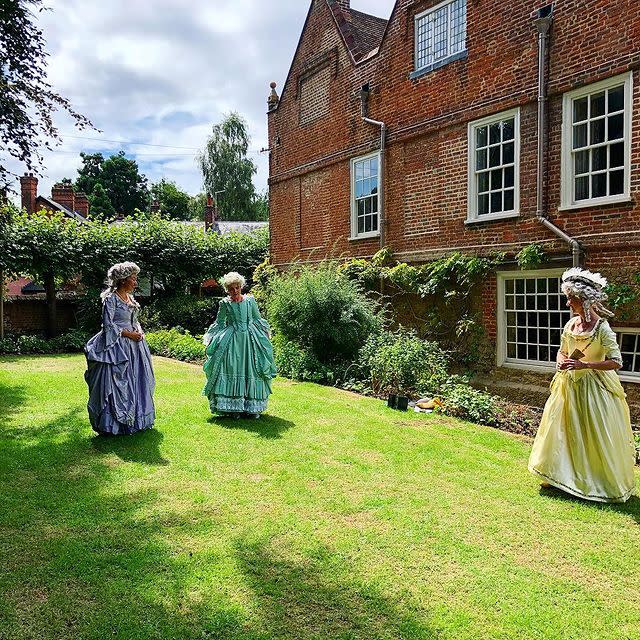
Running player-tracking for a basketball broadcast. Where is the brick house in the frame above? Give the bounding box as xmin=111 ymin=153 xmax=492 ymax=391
xmin=19 ymin=173 xmax=89 ymax=220
xmin=266 ymin=0 xmax=640 ymax=393
xmin=1 ymin=175 xmax=89 ymax=336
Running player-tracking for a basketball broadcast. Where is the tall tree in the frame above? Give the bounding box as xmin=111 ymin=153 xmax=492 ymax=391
xmin=0 ymin=0 xmax=92 ymax=190
xmin=188 ymin=192 xmax=207 ymax=221
xmin=150 ymin=179 xmax=191 ymax=220
xmin=74 ymin=151 xmax=149 ymax=217
xmin=89 ymin=183 xmax=115 ymax=219
xmin=198 ymin=112 xmax=258 ymax=221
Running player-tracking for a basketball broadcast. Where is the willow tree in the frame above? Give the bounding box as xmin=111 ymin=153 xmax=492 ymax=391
xmin=198 ymin=112 xmax=258 ymax=221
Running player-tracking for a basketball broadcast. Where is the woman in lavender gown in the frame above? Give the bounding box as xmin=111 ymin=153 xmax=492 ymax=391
xmin=84 ymin=262 xmax=155 ymax=435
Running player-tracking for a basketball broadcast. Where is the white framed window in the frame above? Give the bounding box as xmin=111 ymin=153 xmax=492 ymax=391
xmin=497 ymin=270 xmax=572 ymax=370
xmin=414 ymin=0 xmax=467 ymax=74
xmin=467 ymin=108 xmax=520 ymax=223
xmin=350 ymin=152 xmax=380 ymax=239
xmin=614 ymin=327 xmax=640 ymax=383
xmin=561 ymin=72 xmax=633 ymax=210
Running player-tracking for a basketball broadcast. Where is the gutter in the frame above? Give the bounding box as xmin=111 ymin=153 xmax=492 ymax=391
xmin=534 ymin=5 xmax=582 ymax=267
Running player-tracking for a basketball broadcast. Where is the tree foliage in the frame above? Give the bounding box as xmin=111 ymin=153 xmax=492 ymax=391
xmin=0 ymin=0 xmax=92 ymax=189
xmin=198 ymin=112 xmax=259 ymax=221
xmin=150 ymin=179 xmax=191 ymax=220
xmin=74 ymin=151 xmax=149 ymax=217
xmin=89 ymin=183 xmax=115 ymax=219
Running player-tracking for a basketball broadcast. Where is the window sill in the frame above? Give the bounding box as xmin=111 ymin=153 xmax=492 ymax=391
xmin=500 ymin=360 xmax=556 ymax=373
xmin=465 ymin=212 xmax=520 ymax=225
xmin=410 ymin=51 xmax=468 ymax=80
xmin=619 ymin=373 xmax=640 ymax=384
xmin=558 ymin=196 xmax=633 ymax=212
xmin=348 ymin=233 xmax=380 ymax=241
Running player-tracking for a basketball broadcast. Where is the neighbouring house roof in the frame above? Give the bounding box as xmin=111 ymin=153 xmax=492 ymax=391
xmin=183 ymin=221 xmax=269 ymax=235
xmin=327 ymin=1 xmax=388 ymax=63
xmin=36 ymin=196 xmax=87 ymax=224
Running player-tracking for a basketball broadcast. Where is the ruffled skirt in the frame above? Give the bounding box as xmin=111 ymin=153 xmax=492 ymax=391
xmin=203 ymin=327 xmax=274 ymax=415
xmin=85 ymin=336 xmax=156 ymax=435
xmin=528 ymin=369 xmax=636 ymax=503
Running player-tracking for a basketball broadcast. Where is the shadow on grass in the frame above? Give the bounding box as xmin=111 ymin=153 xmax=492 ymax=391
xmin=208 ymin=414 xmax=294 ymax=440
xmin=0 ymin=379 xmax=28 ymax=428
xmin=91 ymin=427 xmax=168 ymax=466
xmin=540 ymin=485 xmax=640 ymax=525
xmin=0 ymin=370 xmax=440 ymax=639
xmin=234 ymin=538 xmax=441 ymax=639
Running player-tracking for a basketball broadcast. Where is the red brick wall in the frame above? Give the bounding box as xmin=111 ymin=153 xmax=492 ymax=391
xmin=3 ymin=299 xmax=78 ymax=335
xmin=268 ymin=0 xmax=640 ymax=266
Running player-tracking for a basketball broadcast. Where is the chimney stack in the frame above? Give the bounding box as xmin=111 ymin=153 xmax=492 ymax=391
xmin=20 ymin=173 xmax=38 ymax=213
xmin=75 ymin=192 xmax=90 ymax=217
xmin=333 ymin=0 xmax=350 ymax=10
xmin=150 ymin=199 xmax=161 ymax=214
xmin=51 ymin=183 xmax=75 ymax=213
xmin=204 ymin=194 xmax=217 ymax=231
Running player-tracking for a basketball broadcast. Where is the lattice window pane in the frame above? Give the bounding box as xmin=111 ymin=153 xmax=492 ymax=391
xmin=415 ymin=0 xmax=466 ymax=71
xmin=503 ymin=275 xmax=572 ymax=364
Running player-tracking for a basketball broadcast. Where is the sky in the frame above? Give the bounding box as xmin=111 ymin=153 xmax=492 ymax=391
xmin=6 ymin=0 xmax=395 ymax=201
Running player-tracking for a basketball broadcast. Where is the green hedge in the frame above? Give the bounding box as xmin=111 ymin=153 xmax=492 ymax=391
xmin=0 ymin=330 xmax=90 ymax=355
xmin=145 ymin=329 xmax=205 ymax=363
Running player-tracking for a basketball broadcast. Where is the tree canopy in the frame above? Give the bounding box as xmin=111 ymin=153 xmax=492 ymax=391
xmin=150 ymin=179 xmax=191 ymax=220
xmin=0 ymin=0 xmax=92 ymax=190
xmin=198 ymin=112 xmax=260 ymax=221
xmin=74 ymin=151 xmax=149 ymax=218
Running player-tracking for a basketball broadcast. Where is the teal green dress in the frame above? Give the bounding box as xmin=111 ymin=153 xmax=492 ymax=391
xmin=202 ymin=295 xmax=276 ymax=415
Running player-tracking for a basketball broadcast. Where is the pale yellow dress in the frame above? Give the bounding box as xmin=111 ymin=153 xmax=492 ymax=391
xmin=529 ymin=317 xmax=636 ymax=503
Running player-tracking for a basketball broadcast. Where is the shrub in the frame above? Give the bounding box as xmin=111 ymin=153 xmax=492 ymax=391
xmin=356 ymin=328 xmax=451 ymax=397
xmin=145 ymin=329 xmax=205 ymax=363
xmin=0 ymin=329 xmax=90 ymax=355
xmin=441 ymin=383 xmax=500 ymax=426
xmin=140 ymin=294 xmax=220 ymax=334
xmin=266 ymin=263 xmax=383 ymax=365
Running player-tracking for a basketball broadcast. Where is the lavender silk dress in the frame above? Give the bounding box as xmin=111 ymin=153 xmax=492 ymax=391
xmin=84 ymin=293 xmax=156 ymax=435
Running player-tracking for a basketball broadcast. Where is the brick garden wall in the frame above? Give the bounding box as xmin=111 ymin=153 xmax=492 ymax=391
xmin=3 ymin=299 xmax=78 ymax=335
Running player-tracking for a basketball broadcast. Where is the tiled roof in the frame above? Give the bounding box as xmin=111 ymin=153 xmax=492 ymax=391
xmin=327 ymin=1 xmax=388 ymax=63
xmin=36 ymin=196 xmax=87 ymax=224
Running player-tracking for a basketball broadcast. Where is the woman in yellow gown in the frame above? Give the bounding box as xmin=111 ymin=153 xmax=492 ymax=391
xmin=529 ymin=268 xmax=636 ymax=503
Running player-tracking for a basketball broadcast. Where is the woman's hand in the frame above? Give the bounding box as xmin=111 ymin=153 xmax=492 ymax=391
xmin=560 ymin=358 xmax=589 ymax=370
xmin=122 ymin=329 xmax=144 ymax=342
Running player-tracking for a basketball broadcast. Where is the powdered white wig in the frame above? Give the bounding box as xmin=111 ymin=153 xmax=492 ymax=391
xmin=220 ymin=271 xmax=246 ymax=292
xmin=561 ymin=267 xmax=614 ymax=321
xmin=101 ymin=261 xmax=141 ymax=301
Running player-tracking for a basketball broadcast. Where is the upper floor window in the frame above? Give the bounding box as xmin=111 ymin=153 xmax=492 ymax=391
xmin=467 ymin=108 xmax=520 ymax=223
xmin=414 ymin=0 xmax=467 ymax=74
xmin=350 ymin=152 xmax=380 ymax=239
xmin=561 ymin=72 xmax=632 ymax=210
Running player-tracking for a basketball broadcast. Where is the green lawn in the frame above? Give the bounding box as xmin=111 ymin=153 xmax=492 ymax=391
xmin=0 ymin=355 xmax=639 ymax=640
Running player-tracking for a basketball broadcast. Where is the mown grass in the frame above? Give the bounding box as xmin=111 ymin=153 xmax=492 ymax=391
xmin=0 ymin=354 xmax=639 ymax=640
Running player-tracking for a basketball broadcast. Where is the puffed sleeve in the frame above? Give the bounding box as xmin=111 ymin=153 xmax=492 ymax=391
xmin=600 ymin=321 xmax=623 ymax=366
xmin=203 ymin=300 xmax=228 ymax=346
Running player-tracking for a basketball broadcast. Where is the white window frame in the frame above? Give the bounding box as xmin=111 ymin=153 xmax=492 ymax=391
xmin=466 ymin=108 xmax=520 ymax=223
xmin=350 ymin=151 xmax=381 ymax=240
xmin=414 ymin=0 xmax=467 ymax=74
xmin=497 ymin=269 xmax=569 ymax=372
xmin=560 ymin=72 xmax=633 ymax=210
xmin=612 ymin=326 xmax=640 ymax=384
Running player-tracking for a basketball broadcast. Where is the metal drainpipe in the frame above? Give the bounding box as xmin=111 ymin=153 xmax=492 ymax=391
xmin=534 ymin=5 xmax=582 ymax=267
xmin=363 ymin=117 xmax=386 ymax=249
xmin=360 ymin=86 xmax=386 ymax=249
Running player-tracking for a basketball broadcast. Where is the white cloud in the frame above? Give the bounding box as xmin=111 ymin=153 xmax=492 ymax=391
xmin=4 ymin=0 xmax=395 ymax=201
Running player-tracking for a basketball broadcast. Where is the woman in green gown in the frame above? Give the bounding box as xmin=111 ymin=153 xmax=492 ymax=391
xmin=202 ymin=272 xmax=276 ymax=418
xmin=528 ymin=268 xmax=636 ymax=503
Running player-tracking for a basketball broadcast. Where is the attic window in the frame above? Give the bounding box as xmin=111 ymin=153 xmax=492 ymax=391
xmin=412 ymin=0 xmax=467 ymax=77
xmin=299 ymin=65 xmax=332 ymax=126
